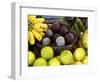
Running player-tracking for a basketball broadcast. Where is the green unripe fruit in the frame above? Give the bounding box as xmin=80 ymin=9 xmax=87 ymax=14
xmin=74 ymin=48 xmax=86 ymax=61
xmin=60 ymin=50 xmax=74 ymax=65
xmin=28 ymin=51 xmax=35 ymax=66
xmin=48 ymin=57 xmax=61 ymax=66
xmin=33 ymin=58 xmax=47 ymax=66
xmin=74 ymin=61 xmax=82 ymax=64
xmin=55 ymin=56 xmax=60 ymax=61
xmin=41 ymin=46 xmax=54 ymax=60
xmin=82 ymin=56 xmax=88 ymax=64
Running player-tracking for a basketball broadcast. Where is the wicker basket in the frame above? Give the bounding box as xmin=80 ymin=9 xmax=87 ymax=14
xmin=36 ymin=34 xmax=77 ymax=52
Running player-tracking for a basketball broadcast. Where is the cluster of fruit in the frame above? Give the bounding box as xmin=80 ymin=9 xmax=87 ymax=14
xmin=28 ymin=15 xmax=48 ymax=45
xmin=41 ymin=22 xmax=75 ymax=47
xmin=28 ymin=46 xmax=88 ymax=66
xmin=28 ymin=15 xmax=88 ymax=66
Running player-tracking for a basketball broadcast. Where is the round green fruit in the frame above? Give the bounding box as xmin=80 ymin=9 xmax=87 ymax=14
xmin=41 ymin=46 xmax=54 ymax=60
xmin=55 ymin=56 xmax=60 ymax=61
xmin=28 ymin=51 xmax=35 ymax=66
xmin=48 ymin=57 xmax=61 ymax=66
xmin=33 ymin=58 xmax=47 ymax=66
xmin=74 ymin=61 xmax=82 ymax=64
xmin=82 ymin=56 xmax=88 ymax=64
xmin=74 ymin=48 xmax=86 ymax=61
xmin=60 ymin=50 xmax=74 ymax=65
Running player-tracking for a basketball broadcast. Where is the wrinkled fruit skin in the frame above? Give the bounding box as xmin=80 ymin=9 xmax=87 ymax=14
xmin=28 ymin=51 xmax=36 ymax=66
xmin=48 ymin=57 xmax=61 ymax=66
xmin=33 ymin=58 xmax=47 ymax=66
xmin=41 ymin=46 xmax=54 ymax=60
xmin=74 ymin=48 xmax=86 ymax=61
xmin=81 ymin=30 xmax=88 ymax=48
xmin=56 ymin=36 xmax=65 ymax=47
xmin=60 ymin=50 xmax=74 ymax=65
xmin=42 ymin=37 xmax=51 ymax=46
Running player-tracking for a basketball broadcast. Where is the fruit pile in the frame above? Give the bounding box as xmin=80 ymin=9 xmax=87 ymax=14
xmin=28 ymin=15 xmax=48 ymax=45
xmin=28 ymin=15 xmax=88 ymax=66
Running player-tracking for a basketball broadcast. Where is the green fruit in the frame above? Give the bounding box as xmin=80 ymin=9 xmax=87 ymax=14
xmin=55 ymin=56 xmax=60 ymax=61
xmin=74 ymin=61 xmax=82 ymax=64
xmin=48 ymin=57 xmax=61 ymax=66
xmin=76 ymin=17 xmax=85 ymax=31
xmin=28 ymin=51 xmax=35 ymax=66
xmin=33 ymin=58 xmax=47 ymax=66
xmin=82 ymin=56 xmax=88 ymax=64
xmin=41 ymin=46 xmax=54 ymax=60
xmin=74 ymin=48 xmax=86 ymax=61
xmin=60 ymin=50 xmax=74 ymax=65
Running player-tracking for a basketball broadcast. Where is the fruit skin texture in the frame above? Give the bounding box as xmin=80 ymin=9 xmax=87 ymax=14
xmin=33 ymin=23 xmax=48 ymax=32
xmin=42 ymin=37 xmax=51 ymax=46
xmin=33 ymin=58 xmax=47 ymax=66
xmin=48 ymin=57 xmax=61 ymax=66
xmin=59 ymin=26 xmax=68 ymax=35
xmin=32 ymin=29 xmax=42 ymax=41
xmin=82 ymin=56 xmax=88 ymax=64
xmin=28 ymin=15 xmax=36 ymax=23
xmin=28 ymin=31 xmax=35 ymax=45
xmin=60 ymin=50 xmax=74 ymax=65
xmin=74 ymin=61 xmax=82 ymax=64
xmin=39 ymin=31 xmax=45 ymax=37
xmin=41 ymin=46 xmax=54 ymax=60
xmin=74 ymin=48 xmax=86 ymax=61
xmin=32 ymin=23 xmax=45 ymax=32
xmin=51 ymin=22 xmax=60 ymax=33
xmin=64 ymin=32 xmax=74 ymax=44
xmin=28 ymin=51 xmax=36 ymax=66
xmin=76 ymin=17 xmax=85 ymax=31
xmin=56 ymin=36 xmax=65 ymax=47
xmin=81 ymin=30 xmax=88 ymax=48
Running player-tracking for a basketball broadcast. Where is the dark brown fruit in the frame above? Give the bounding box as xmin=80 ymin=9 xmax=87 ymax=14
xmin=59 ymin=26 xmax=68 ymax=35
xmin=65 ymin=32 xmax=75 ymax=44
xmin=51 ymin=22 xmax=60 ymax=33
